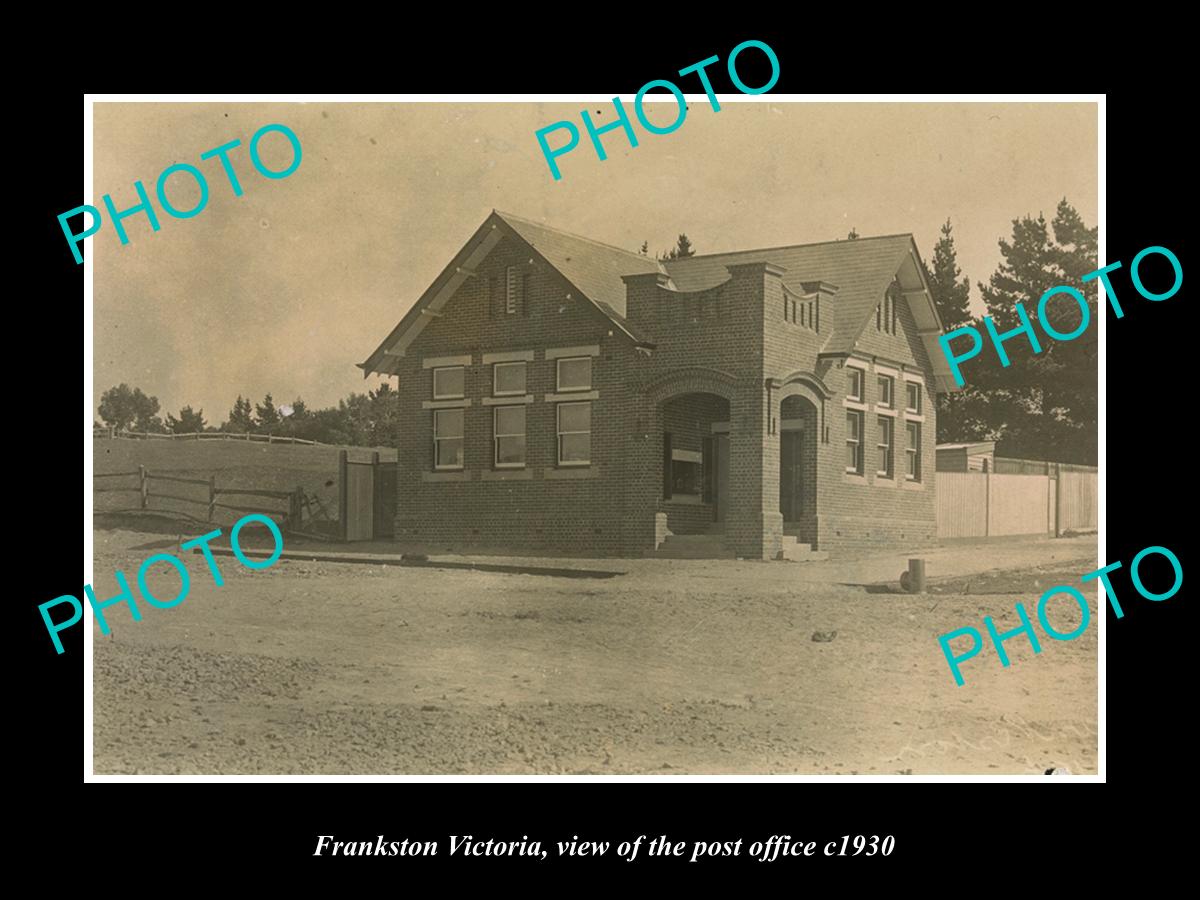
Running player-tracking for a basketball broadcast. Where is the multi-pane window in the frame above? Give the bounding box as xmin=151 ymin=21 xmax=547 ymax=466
xmin=493 ymin=361 xmax=526 ymax=396
xmin=505 ymin=266 xmax=519 ymax=314
xmin=557 ymin=356 xmax=592 ymax=392
xmin=877 ymin=374 xmax=894 ymax=408
xmin=846 ymin=410 xmax=864 ymax=474
xmin=846 ymin=367 xmax=864 ymax=402
xmin=877 ymin=416 xmax=894 ymax=478
xmin=557 ymin=401 xmax=591 ymax=465
xmin=906 ymin=381 xmax=922 ymax=415
xmin=906 ymin=422 xmax=922 ymax=481
xmin=433 ymin=408 xmax=464 ymax=469
xmin=432 ymin=365 xmax=465 ymax=400
xmin=493 ymin=405 xmax=525 ymax=467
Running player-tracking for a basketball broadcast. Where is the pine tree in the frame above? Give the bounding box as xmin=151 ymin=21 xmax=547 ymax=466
xmin=923 ymin=219 xmax=972 ymax=330
xmin=226 ymin=395 xmax=255 ymax=433
xmin=956 ymin=199 xmax=1098 ymax=463
xmin=255 ymin=393 xmax=281 ymax=432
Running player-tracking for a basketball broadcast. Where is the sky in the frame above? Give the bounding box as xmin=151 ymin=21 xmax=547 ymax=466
xmin=92 ymin=100 xmax=1097 ymax=424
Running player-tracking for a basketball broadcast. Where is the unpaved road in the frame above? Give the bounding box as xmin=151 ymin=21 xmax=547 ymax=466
xmin=91 ymin=530 xmax=1098 ymax=775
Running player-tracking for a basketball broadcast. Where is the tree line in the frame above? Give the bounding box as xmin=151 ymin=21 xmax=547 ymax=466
xmin=96 ymin=382 xmax=401 ymax=448
xmin=923 ymin=198 xmax=1097 ymax=464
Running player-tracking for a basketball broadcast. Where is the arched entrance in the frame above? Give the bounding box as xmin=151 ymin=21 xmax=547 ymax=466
xmin=659 ymin=391 xmax=732 ymax=533
xmin=779 ymin=393 xmax=818 ymax=527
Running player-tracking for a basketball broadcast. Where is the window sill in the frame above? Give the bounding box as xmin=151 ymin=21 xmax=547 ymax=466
xmin=482 ymin=468 xmax=533 ymax=481
xmin=875 ymin=406 xmax=898 ymax=416
xmin=423 ymin=470 xmax=469 ymax=482
xmin=904 ymin=413 xmax=925 ymax=422
xmin=546 ymin=390 xmax=599 ymax=403
xmin=843 ymin=399 xmax=867 ymax=410
xmin=483 ymin=394 xmax=533 ymax=406
xmin=664 ymin=494 xmax=705 ymax=505
xmin=423 ymin=398 xmax=471 ymax=409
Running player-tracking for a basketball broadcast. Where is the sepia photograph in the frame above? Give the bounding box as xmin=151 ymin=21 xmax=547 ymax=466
xmin=87 ymin=99 xmax=1099 ymax=776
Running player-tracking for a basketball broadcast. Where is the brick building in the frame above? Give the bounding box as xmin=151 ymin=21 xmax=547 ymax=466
xmin=360 ymin=211 xmax=958 ymax=559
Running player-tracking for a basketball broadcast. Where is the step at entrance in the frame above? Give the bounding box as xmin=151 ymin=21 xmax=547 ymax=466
xmin=651 ymin=533 xmax=736 ymax=559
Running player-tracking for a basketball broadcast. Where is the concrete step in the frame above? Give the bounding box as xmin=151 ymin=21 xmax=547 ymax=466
xmin=652 ymin=533 xmax=736 ymax=559
xmin=776 ymin=535 xmax=829 ymax=562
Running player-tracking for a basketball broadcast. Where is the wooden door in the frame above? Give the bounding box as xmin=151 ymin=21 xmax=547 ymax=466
xmin=780 ymin=429 xmax=803 ymax=521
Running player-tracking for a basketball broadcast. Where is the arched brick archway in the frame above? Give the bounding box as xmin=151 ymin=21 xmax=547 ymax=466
xmin=640 ymin=366 xmax=740 ymax=405
xmin=774 ymin=372 xmax=829 ymax=547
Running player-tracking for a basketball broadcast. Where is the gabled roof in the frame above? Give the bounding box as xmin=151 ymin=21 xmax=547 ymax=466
xmin=497 ymin=211 xmax=662 ymax=328
xmin=359 ymin=211 xmax=659 ymax=377
xmin=360 ymin=213 xmax=957 ymax=392
xmin=663 ymin=234 xmax=912 ymax=349
xmin=662 ymin=233 xmax=956 ymax=392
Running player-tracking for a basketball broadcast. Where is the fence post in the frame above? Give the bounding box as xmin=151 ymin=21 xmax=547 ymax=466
xmin=208 ymin=475 xmax=216 ymax=522
xmin=984 ymin=469 xmax=991 ymax=537
xmin=139 ymin=465 xmax=148 ymax=509
xmin=1054 ymin=462 xmax=1063 ymax=537
xmin=338 ymin=450 xmax=348 ymax=542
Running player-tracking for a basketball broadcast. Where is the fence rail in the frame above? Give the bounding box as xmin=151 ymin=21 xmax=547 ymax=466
xmin=94 ymin=465 xmax=293 ymax=528
xmin=92 ymin=426 xmax=401 ymax=453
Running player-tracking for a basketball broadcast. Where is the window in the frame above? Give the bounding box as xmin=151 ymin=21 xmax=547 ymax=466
xmin=846 ymin=410 xmax=863 ymax=474
xmin=906 ymin=422 xmax=922 ymax=481
xmin=433 ymin=408 xmax=464 ymax=469
xmin=557 ymin=402 xmax=591 ymax=465
xmin=493 ymin=405 xmax=525 ymax=467
xmin=432 ymin=366 xmax=465 ymax=400
xmin=846 ymin=367 xmax=864 ymax=402
xmin=877 ymin=374 xmax=894 ymax=408
xmin=876 ymin=301 xmax=883 ymax=331
xmin=557 ymin=356 xmax=592 ymax=392
xmin=877 ymin=416 xmax=894 ymax=478
xmin=493 ymin=361 xmax=526 ymax=396
xmin=670 ymin=449 xmax=703 ymax=497
xmin=505 ymin=266 xmax=519 ymax=314
xmin=906 ymin=381 xmax=922 ymax=414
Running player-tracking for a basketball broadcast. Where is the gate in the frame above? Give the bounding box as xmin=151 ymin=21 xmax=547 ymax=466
xmin=338 ymin=450 xmax=398 ymax=541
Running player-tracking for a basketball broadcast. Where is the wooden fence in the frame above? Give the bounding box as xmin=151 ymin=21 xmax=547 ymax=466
xmin=94 ymin=427 xmax=328 ymax=447
xmin=936 ymin=468 xmax=1097 ymax=538
xmin=94 ymin=466 xmax=299 ymax=530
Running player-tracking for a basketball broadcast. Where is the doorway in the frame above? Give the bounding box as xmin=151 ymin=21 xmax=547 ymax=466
xmin=780 ymin=425 xmax=804 ymax=522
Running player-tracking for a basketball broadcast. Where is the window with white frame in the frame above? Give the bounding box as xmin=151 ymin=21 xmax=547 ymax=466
xmin=433 ymin=408 xmax=464 ymax=469
xmin=557 ymin=356 xmax=592 ymax=392
xmin=847 ymin=366 xmax=864 ymax=402
xmin=493 ymin=361 xmax=526 ymax=396
xmin=877 ymin=415 xmax=894 ymax=478
xmin=906 ymin=381 xmax=922 ymax=415
xmin=493 ymin=405 xmax=525 ymax=467
xmin=906 ymin=421 xmax=922 ymax=481
xmin=557 ymin=401 xmax=591 ymax=465
xmin=432 ymin=365 xmax=465 ymax=400
xmin=877 ymin=374 xmax=894 ymax=409
xmin=846 ymin=410 xmax=864 ymax=474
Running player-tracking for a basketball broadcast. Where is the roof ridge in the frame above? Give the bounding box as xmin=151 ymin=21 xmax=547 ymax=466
xmin=493 ymin=210 xmax=658 ymax=266
xmin=671 ymin=232 xmax=915 ymax=261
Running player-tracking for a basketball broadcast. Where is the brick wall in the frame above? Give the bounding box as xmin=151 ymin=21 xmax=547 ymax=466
xmin=391 ymin=235 xmax=641 ymax=556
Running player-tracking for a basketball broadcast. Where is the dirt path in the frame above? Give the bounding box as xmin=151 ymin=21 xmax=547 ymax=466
xmin=91 ymin=529 xmax=1098 ymax=775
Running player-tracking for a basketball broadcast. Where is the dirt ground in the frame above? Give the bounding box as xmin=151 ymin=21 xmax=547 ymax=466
xmin=91 ymin=530 xmax=1099 ymax=775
